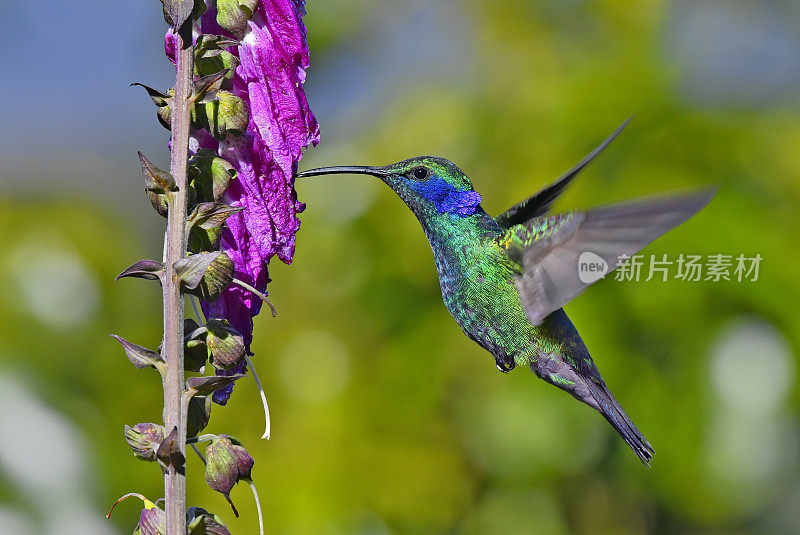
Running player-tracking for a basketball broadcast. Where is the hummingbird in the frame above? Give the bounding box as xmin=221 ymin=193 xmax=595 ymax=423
xmin=297 ymin=119 xmax=714 ymax=465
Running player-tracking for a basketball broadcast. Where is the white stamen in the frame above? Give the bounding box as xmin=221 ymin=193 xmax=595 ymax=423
xmin=190 ymin=443 xmax=207 ymax=465
xmin=231 ymin=278 xmax=277 ymax=317
xmin=245 ymin=354 xmax=271 ymax=439
xmin=247 ymin=479 xmax=265 ymax=535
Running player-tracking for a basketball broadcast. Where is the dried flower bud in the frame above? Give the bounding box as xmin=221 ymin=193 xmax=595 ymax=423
xmin=206 ymin=319 xmax=246 ymax=370
xmin=186 ymin=395 xmax=212 ymax=439
xmin=156 ymin=426 xmax=186 ymax=471
xmin=107 ymin=493 xmax=165 ymax=535
xmin=138 ymin=505 xmax=166 ymax=535
xmin=138 ymin=152 xmax=177 ymax=193
xmin=205 ymin=435 xmax=253 ymax=510
xmin=124 ymin=423 xmax=166 ymax=462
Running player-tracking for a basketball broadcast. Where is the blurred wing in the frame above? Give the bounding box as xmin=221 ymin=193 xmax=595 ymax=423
xmin=495 ymin=116 xmax=632 ymax=229
xmin=502 ymin=189 xmax=716 ymax=326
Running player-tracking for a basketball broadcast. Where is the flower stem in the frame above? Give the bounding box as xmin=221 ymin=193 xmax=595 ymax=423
xmin=186 ymin=433 xmax=217 ymax=444
xmin=106 ymin=493 xmax=150 ymax=519
xmin=163 ymin=19 xmax=193 ymax=535
xmin=190 ymin=443 xmax=207 ymax=465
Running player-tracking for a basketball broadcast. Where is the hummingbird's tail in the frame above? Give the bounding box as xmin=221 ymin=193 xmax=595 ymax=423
xmin=531 ymin=309 xmax=654 ymax=465
xmin=584 ymin=378 xmax=654 ymax=465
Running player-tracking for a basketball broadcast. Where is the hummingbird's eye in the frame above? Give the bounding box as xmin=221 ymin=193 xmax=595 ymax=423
xmin=412 ymin=167 xmax=428 ymax=180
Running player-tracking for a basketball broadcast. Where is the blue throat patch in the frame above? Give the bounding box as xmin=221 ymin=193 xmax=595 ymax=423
xmin=411 ymin=178 xmax=482 ymax=217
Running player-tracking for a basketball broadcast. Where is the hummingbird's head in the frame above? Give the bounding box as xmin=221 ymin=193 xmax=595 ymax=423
xmin=296 ymin=156 xmax=483 ymax=218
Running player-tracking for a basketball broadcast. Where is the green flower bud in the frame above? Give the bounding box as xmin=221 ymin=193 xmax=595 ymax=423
xmin=146 ymin=191 xmax=169 ymax=217
xmin=124 ymin=423 xmax=166 ymax=462
xmin=205 ymin=435 xmax=253 ymax=509
xmin=195 ymin=252 xmax=235 ymax=302
xmin=197 ymin=49 xmax=238 ymax=80
xmin=193 ymin=91 xmax=249 ymax=141
xmin=187 ymin=203 xmax=244 ymax=254
xmin=206 ymin=319 xmax=245 ymax=370
xmin=189 ymin=149 xmax=237 ymax=203
xmin=175 ymin=252 xmax=234 ymax=303
xmin=186 ymin=507 xmax=232 ymax=535
xmin=216 ymin=0 xmax=259 ymax=39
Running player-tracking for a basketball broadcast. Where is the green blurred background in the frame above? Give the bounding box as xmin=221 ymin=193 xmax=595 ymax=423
xmin=1 ymin=0 xmax=799 ymax=533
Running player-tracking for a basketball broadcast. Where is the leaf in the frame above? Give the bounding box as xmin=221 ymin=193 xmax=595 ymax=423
xmin=188 ymin=203 xmax=243 ymax=232
xmin=156 ymin=426 xmax=186 ymax=471
xmin=116 ymin=259 xmax=165 ymax=282
xmin=163 ymin=0 xmax=195 ymax=28
xmin=186 ymin=375 xmax=245 ymax=397
xmin=186 ymin=396 xmax=212 ymax=439
xmin=174 ymin=252 xmax=224 ymax=289
xmin=185 ymin=339 xmax=208 ymax=373
xmin=193 ymin=70 xmax=231 ymax=104
xmin=131 ymin=83 xmax=171 ymax=107
xmin=184 ymin=318 xmax=209 ymax=372
xmin=138 ymin=152 xmax=177 ymax=192
xmin=194 ymin=35 xmax=240 ymax=81
xmin=110 ymin=335 xmax=163 ymax=370
xmin=132 ymin=83 xmax=174 ymax=131
xmin=195 ymin=34 xmax=240 ymax=54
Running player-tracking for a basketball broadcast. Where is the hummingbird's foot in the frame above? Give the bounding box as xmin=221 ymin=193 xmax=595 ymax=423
xmin=495 ymin=356 xmax=516 ymax=373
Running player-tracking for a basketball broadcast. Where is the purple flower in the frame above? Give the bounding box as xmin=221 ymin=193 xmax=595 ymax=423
xmin=173 ymin=1 xmax=319 ymax=404
xmin=164 ymin=28 xmax=178 ymax=65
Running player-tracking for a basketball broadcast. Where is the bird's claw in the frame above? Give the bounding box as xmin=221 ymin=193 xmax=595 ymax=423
xmin=495 ymin=357 xmax=515 ymax=373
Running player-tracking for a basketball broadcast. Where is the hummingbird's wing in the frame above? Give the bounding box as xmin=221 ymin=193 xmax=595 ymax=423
xmin=499 ymin=189 xmax=716 ymax=326
xmin=494 ymin=117 xmax=632 ymax=229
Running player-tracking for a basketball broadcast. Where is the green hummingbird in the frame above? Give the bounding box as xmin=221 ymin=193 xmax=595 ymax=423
xmin=297 ymin=119 xmax=714 ymax=464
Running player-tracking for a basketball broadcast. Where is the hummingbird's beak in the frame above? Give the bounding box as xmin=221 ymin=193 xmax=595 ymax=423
xmin=295 ymin=166 xmax=391 ymax=178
